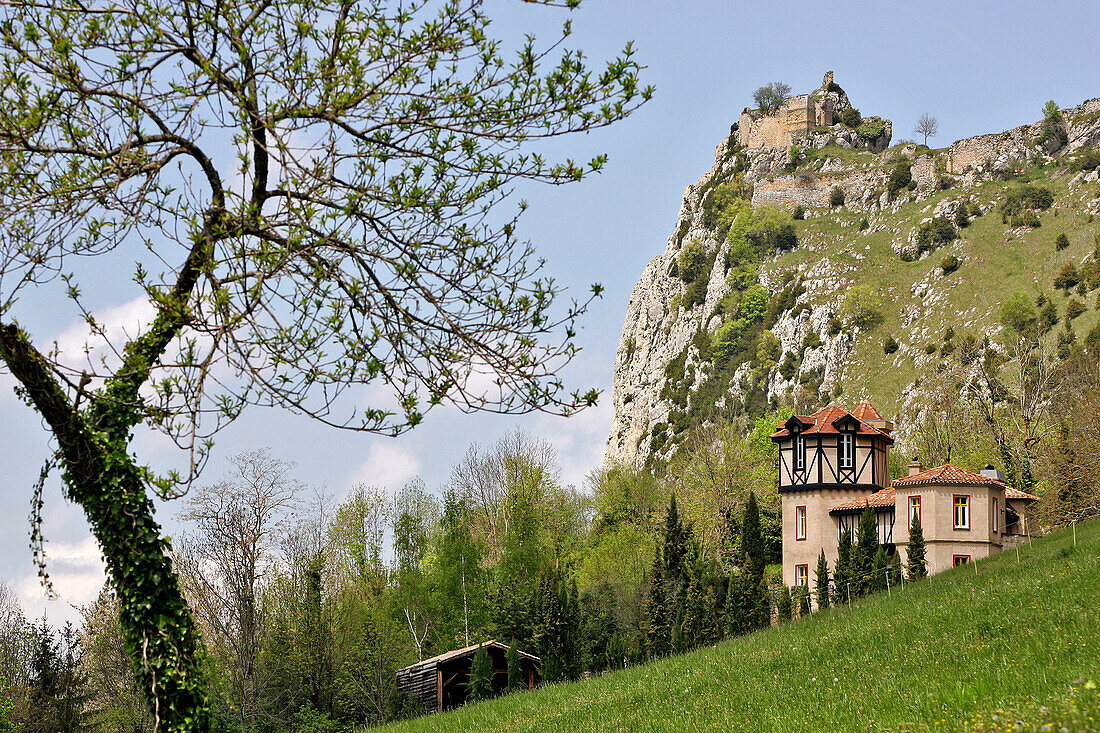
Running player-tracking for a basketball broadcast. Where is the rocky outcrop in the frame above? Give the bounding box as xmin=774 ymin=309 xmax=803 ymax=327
xmin=604 ymin=92 xmax=1100 ymax=470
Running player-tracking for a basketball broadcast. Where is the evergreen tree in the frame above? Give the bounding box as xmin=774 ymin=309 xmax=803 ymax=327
xmin=815 ymin=550 xmax=830 ymax=610
xmin=853 ymin=504 xmax=879 ymax=596
xmin=776 ymin=586 xmax=792 ymax=622
xmin=532 ymin=568 xmax=566 ymax=682
xmin=872 ymin=545 xmax=889 ymax=593
xmin=907 ymin=515 xmax=929 ymax=580
xmin=564 ymin=578 xmax=582 ymax=680
xmin=25 ymin=622 xmax=91 ymax=733
xmin=642 ymin=547 xmax=670 ymax=659
xmin=663 ymin=495 xmax=688 ymax=581
xmin=833 ymin=529 xmax=853 ymax=605
xmin=466 ymin=643 xmax=493 ymax=702
xmin=798 ymin=585 xmax=811 ymax=617
xmin=505 ymin=641 xmax=522 ymax=693
xmin=724 ymin=492 xmax=769 ymax=636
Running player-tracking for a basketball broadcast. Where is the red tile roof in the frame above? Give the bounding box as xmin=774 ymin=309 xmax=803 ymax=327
xmin=892 ymin=464 xmax=1003 ymax=487
xmin=831 ymin=487 xmax=896 ymax=513
xmin=852 ymin=399 xmax=884 ymax=422
xmin=1005 ymin=486 xmax=1040 ymax=502
xmin=771 ymin=403 xmax=893 ymax=441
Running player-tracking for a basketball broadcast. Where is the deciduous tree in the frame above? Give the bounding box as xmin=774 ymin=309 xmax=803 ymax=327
xmin=914 ymin=113 xmax=939 ymax=145
xmin=0 ymin=2 xmax=648 ymax=725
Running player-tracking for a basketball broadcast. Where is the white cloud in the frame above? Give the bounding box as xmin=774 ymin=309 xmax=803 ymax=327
xmin=52 ymin=296 xmax=156 ymax=372
xmin=346 ymin=441 xmax=422 ymax=493
xmin=532 ymin=397 xmax=614 ymax=491
xmin=15 ymin=534 xmax=105 ymax=625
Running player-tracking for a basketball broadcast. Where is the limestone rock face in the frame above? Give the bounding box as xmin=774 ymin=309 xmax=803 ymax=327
xmin=604 ymin=93 xmax=1100 ymax=470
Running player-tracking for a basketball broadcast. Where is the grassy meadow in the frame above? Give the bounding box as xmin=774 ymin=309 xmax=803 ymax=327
xmin=377 ymin=519 xmax=1100 ymax=732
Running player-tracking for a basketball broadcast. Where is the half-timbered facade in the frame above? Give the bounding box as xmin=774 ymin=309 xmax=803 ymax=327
xmin=773 ymin=401 xmax=1039 ymax=598
xmin=772 ymin=401 xmax=894 ymax=587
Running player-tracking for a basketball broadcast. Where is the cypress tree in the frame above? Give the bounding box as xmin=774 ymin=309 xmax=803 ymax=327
xmin=907 ymin=515 xmax=928 ymax=580
xmin=854 ymin=503 xmax=879 ymax=596
xmin=833 ymin=529 xmax=853 ymax=605
xmin=815 ymin=550 xmax=830 ymax=610
xmin=532 ymin=568 xmax=566 ymax=682
xmin=798 ymin=585 xmax=811 ymax=617
xmin=643 ymin=546 xmax=670 ymax=658
xmin=506 ymin=640 xmax=522 ymax=692
xmin=664 ymin=495 xmax=687 ymax=582
xmin=467 ymin=643 xmax=493 ymax=702
xmin=777 ymin=586 xmax=792 ymax=622
xmin=872 ymin=545 xmax=888 ymax=592
xmin=564 ymin=577 xmax=582 ymax=680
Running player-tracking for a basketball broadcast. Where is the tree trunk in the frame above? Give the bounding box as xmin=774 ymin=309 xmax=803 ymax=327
xmin=0 ymin=322 xmax=210 ymax=731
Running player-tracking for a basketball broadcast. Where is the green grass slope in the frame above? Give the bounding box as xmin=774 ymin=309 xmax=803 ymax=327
xmin=770 ymin=168 xmax=1100 ymax=418
xmin=379 ymin=520 xmax=1100 ymax=732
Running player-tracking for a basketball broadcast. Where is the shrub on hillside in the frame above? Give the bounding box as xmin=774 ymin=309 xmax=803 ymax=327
xmin=857 ymin=119 xmax=885 ymax=141
xmin=1069 ymin=147 xmax=1100 ymax=172
xmin=1066 ymin=299 xmax=1086 ymax=321
xmin=829 ymin=187 xmax=845 ymax=207
xmin=941 ymin=254 xmax=961 ymax=275
xmin=915 ymin=217 xmax=957 ymax=254
xmin=1055 ymin=233 xmax=1070 ymax=251
xmin=839 ymin=107 xmax=862 ymax=128
xmin=883 ymin=336 xmax=899 ymax=354
xmin=954 ymin=202 xmax=970 ymax=228
xmin=839 ymin=284 xmax=885 ymax=330
xmin=859 ymin=218 xmax=870 ymax=231
xmin=1001 ymin=184 xmax=1054 ymax=221
xmin=887 ymin=161 xmax=913 ymax=198
xmin=792 ymin=205 xmax=805 ymax=220
xmin=1054 ymin=263 xmax=1081 ymax=292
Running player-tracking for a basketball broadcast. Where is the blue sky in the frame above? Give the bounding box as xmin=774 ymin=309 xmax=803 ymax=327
xmin=2 ymin=0 xmax=1098 ymax=623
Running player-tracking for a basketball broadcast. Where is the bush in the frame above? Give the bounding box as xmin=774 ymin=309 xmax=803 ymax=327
xmin=839 ymin=107 xmax=862 ymax=128
xmin=1001 ymin=184 xmax=1054 ymax=220
xmin=1054 ymin=263 xmax=1081 ymax=292
xmin=883 ymin=336 xmax=899 ymax=354
xmin=858 ymin=218 xmax=869 ymax=231
xmin=839 ymin=284 xmax=885 ymax=330
xmin=1069 ymin=147 xmax=1100 ymax=172
xmin=802 ymin=331 xmax=822 ymax=349
xmin=941 ymin=254 xmax=961 ymax=275
xmin=1000 ymin=292 xmax=1038 ymax=335
xmin=1008 ymin=210 xmax=1042 ymax=228
xmin=792 ymin=205 xmax=805 ymax=220
xmin=954 ymin=202 xmax=970 ymax=228
xmin=915 ymin=217 xmax=957 ymax=254
xmin=678 ymin=240 xmax=708 ymax=283
xmin=829 ymin=187 xmax=845 ymax=207
xmin=1066 ymin=299 xmax=1086 ymax=321
xmin=887 ymin=161 xmax=913 ymax=197
xmin=857 ymin=119 xmax=885 ymax=141
xmin=925 ymin=343 xmax=937 ymax=355
xmin=826 ymin=315 xmax=842 ymax=336
xmin=1055 ymin=233 xmax=1070 ymax=251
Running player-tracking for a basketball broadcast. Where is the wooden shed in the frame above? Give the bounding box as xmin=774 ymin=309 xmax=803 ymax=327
xmin=394 ymin=640 xmax=540 ymax=711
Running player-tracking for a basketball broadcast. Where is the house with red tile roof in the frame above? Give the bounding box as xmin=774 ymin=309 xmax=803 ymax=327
xmin=772 ymin=402 xmax=1038 ymax=597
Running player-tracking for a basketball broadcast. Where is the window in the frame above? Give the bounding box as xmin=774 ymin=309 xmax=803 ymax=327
xmin=794 ymin=435 xmax=806 ymax=471
xmin=953 ymin=495 xmax=970 ymax=530
xmin=795 ymin=564 xmax=809 ymax=586
xmin=993 ymin=498 xmax=999 ymax=532
xmin=795 ymin=506 xmax=807 ymax=541
xmin=953 ymin=555 xmax=971 ymax=567
xmin=908 ymin=496 xmax=921 ymax=526
xmin=839 ymin=432 xmax=854 ymax=469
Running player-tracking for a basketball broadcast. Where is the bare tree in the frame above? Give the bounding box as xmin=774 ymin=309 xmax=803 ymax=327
xmin=177 ymin=450 xmax=303 ymax=732
xmin=914 ymin=113 xmax=939 ymax=146
xmin=448 ymin=430 xmax=560 ymax=559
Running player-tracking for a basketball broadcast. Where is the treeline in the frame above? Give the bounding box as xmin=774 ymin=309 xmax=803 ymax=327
xmin=0 ymin=423 xmax=786 ymax=732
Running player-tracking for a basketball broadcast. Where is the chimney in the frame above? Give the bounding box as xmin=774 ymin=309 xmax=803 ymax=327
xmin=907 ymin=459 xmax=923 ymax=477
xmin=868 ymin=418 xmax=893 ymax=435
xmin=979 ymin=464 xmax=1005 ymax=482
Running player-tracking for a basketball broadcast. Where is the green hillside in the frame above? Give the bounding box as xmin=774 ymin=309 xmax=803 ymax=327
xmin=378 ymin=519 xmax=1100 ymax=732
xmin=770 ymin=161 xmax=1100 ymax=417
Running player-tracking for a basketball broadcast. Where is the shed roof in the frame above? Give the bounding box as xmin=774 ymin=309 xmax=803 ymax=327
xmin=831 ymin=487 xmax=896 ymax=514
xmin=395 ymin=640 xmax=539 ymax=676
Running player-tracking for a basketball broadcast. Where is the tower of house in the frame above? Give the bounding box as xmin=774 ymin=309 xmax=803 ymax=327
xmin=770 ymin=401 xmax=894 ymax=588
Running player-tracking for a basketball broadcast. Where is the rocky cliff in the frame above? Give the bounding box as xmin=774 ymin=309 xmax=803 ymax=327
xmin=605 ymin=90 xmax=1100 ymax=470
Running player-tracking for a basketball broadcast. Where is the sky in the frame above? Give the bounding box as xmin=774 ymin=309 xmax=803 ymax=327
xmin=2 ymin=0 xmax=1098 ymax=624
